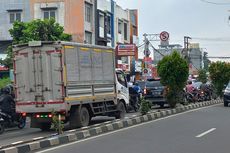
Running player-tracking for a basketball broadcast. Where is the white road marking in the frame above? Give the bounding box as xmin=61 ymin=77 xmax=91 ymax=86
xmin=11 ymin=141 xmax=23 ymax=145
xmin=132 ymin=115 xmax=137 ymax=117
xmin=66 ymin=130 xmax=76 ymax=133
xmin=33 ymin=137 xmax=44 ymax=140
xmin=80 ymin=126 xmax=88 ymax=130
xmin=196 ymin=128 xmax=216 ymax=138
xmin=36 ymin=103 xmax=221 ymax=153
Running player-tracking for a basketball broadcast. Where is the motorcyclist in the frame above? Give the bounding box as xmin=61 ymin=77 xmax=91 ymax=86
xmin=133 ymin=82 xmax=142 ymax=94
xmin=186 ymin=80 xmax=194 ymax=93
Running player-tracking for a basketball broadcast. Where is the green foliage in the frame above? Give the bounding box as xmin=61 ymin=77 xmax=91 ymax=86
xmin=157 ymin=51 xmax=189 ymax=108
xmin=51 ymin=111 xmax=64 ymax=134
xmin=1 ymin=19 xmax=72 ymax=68
xmin=0 ymin=78 xmax=11 ymax=89
xmin=209 ymin=61 xmax=230 ymax=97
xmin=203 ymin=52 xmax=211 ymax=71
xmin=140 ymin=98 xmax=152 ymax=115
xmin=198 ymin=69 xmax=207 ymax=83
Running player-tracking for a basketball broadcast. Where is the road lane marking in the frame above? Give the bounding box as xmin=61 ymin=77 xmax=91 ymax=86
xmin=196 ymin=128 xmax=216 ymax=138
xmin=11 ymin=141 xmax=23 ymax=145
xmin=33 ymin=137 xmax=44 ymax=140
xmin=36 ymin=103 xmax=221 ymax=153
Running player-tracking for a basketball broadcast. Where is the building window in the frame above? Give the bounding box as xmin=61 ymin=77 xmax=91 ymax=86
xmin=133 ymin=26 xmax=137 ymax=36
xmin=85 ymin=31 xmax=92 ymax=44
xmin=43 ymin=10 xmax=56 ymax=20
xmin=118 ymin=21 xmax=122 ymax=34
xmin=124 ymin=22 xmax=128 ymax=40
xmin=106 ymin=15 xmax=111 ymax=35
xmin=85 ymin=2 xmax=92 ymax=23
xmin=99 ymin=12 xmax=105 ymax=38
xmin=9 ymin=12 xmax=21 ymax=23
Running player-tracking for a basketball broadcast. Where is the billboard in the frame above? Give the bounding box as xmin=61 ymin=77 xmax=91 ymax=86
xmin=117 ymin=44 xmax=136 ymax=56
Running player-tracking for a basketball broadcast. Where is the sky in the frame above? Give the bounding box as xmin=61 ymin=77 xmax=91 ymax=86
xmin=115 ymin=0 xmax=230 ymax=61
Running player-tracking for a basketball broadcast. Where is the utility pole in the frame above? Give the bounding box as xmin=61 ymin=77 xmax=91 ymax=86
xmin=143 ymin=33 xmax=150 ymax=69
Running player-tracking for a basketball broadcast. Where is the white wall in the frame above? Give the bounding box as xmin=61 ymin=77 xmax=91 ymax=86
xmin=34 ymin=2 xmax=65 ymax=27
xmin=115 ymin=4 xmax=130 ymax=44
xmin=97 ymin=0 xmax=111 ymax=12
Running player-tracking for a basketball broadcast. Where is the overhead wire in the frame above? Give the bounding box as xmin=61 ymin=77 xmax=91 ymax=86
xmin=200 ymin=0 xmax=230 ymax=5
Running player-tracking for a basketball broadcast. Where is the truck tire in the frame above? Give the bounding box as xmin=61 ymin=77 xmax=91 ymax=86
xmin=115 ymin=102 xmax=126 ymax=119
xmin=40 ymin=123 xmax=51 ymax=131
xmin=0 ymin=123 xmax=4 ymax=134
xmin=224 ymin=101 xmax=228 ymax=107
xmin=69 ymin=106 xmax=90 ymax=128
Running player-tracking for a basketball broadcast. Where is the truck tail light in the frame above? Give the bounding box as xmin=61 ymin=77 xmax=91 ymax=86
xmin=22 ymin=112 xmax=27 ymax=117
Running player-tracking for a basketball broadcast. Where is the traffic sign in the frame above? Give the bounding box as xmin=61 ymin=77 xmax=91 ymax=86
xmin=160 ymin=31 xmax=169 ymax=41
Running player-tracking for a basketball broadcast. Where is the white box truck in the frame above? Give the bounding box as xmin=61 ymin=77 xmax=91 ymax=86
xmin=13 ymin=41 xmax=129 ymax=130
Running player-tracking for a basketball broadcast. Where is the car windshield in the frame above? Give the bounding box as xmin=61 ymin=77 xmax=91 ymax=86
xmin=193 ymin=82 xmax=202 ymax=88
xmin=146 ymin=80 xmax=162 ymax=87
xmin=137 ymin=81 xmax=146 ymax=89
xmin=227 ymin=82 xmax=230 ymax=88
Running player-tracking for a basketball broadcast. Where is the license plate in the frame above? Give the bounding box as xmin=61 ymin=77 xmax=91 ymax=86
xmin=152 ymin=91 xmax=161 ymax=95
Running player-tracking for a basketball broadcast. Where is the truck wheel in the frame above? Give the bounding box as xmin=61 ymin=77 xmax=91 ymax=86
xmin=69 ymin=106 xmax=90 ymax=128
xmin=0 ymin=123 xmax=5 ymax=134
xmin=159 ymin=103 xmax=164 ymax=108
xmin=40 ymin=123 xmax=51 ymax=131
xmin=224 ymin=101 xmax=228 ymax=107
xmin=115 ymin=102 xmax=126 ymax=119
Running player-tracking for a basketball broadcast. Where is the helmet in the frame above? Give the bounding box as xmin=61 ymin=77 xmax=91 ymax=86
xmin=2 ymin=86 xmax=11 ymax=94
xmin=187 ymin=80 xmax=192 ymax=84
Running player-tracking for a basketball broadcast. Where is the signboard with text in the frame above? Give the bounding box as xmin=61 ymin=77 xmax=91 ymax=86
xmin=117 ymin=44 xmax=136 ymax=56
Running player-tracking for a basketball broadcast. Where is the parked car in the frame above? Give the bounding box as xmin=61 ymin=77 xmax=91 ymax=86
xmin=224 ymin=81 xmax=230 ymax=107
xmin=143 ymin=79 xmax=167 ymax=107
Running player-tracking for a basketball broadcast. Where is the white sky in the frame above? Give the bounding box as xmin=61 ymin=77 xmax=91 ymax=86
xmin=115 ymin=0 xmax=230 ymax=61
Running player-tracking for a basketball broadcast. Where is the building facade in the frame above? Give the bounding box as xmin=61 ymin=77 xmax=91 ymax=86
xmin=0 ymin=0 xmax=138 ymax=65
xmin=30 ymin=0 xmax=96 ymax=44
xmin=189 ymin=43 xmax=202 ymax=74
xmin=0 ymin=0 xmax=31 ymax=53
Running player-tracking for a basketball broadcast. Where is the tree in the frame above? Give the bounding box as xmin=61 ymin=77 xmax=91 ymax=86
xmin=209 ymin=61 xmax=230 ymax=97
xmin=198 ymin=69 xmax=207 ymax=83
xmin=203 ymin=52 xmax=211 ymax=71
xmin=157 ymin=51 xmax=189 ymax=108
xmin=0 ymin=19 xmax=72 ymax=68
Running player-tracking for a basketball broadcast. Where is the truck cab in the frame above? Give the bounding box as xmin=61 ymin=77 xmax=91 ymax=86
xmin=115 ymin=69 xmax=129 ymax=112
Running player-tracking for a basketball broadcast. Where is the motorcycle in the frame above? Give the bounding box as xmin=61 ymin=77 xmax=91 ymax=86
xmin=0 ymin=110 xmax=26 ymax=134
xmin=185 ymin=88 xmax=202 ymax=103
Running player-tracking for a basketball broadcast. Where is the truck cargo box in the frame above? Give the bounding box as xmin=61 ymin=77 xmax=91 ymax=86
xmin=13 ymin=41 xmax=116 ymax=113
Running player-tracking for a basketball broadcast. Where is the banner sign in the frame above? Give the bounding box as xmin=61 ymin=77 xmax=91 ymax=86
xmin=117 ymin=44 xmax=136 ymax=56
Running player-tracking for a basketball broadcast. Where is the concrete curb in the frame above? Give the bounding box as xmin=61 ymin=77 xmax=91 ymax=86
xmin=0 ymin=99 xmax=223 ymax=153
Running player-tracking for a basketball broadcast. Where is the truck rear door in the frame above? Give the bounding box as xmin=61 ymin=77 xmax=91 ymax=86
xmin=14 ymin=43 xmax=65 ymax=113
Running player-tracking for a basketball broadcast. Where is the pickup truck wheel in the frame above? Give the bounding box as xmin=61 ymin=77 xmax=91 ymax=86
xmin=224 ymin=101 xmax=228 ymax=107
xmin=115 ymin=102 xmax=125 ymax=119
xmin=40 ymin=123 xmax=51 ymax=131
xmin=70 ymin=106 xmax=90 ymax=128
xmin=0 ymin=123 xmax=5 ymax=134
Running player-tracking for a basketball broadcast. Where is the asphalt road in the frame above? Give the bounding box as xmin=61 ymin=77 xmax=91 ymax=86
xmin=0 ymin=110 xmax=145 ymax=147
xmin=36 ymin=104 xmax=229 ymax=153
